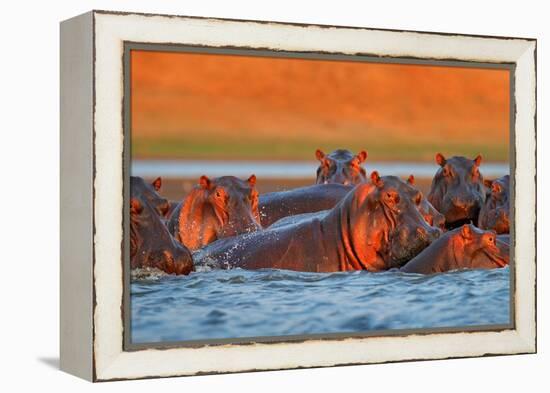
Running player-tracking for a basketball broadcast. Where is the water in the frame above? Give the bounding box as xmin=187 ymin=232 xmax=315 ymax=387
xmin=131 ymin=160 xmax=509 ymax=179
xmin=130 ymin=266 xmax=510 ymax=344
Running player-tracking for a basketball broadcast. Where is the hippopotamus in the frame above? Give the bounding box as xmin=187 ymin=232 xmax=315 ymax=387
xmin=194 ymin=172 xmax=441 ymax=272
xmin=400 ymin=224 xmax=509 ymax=274
xmin=130 ymin=191 xmax=193 ymax=275
xmin=130 ymin=176 xmax=170 ymax=217
xmin=406 ymin=175 xmax=446 ymax=230
xmin=269 ymin=175 xmax=445 ymax=232
xmin=269 ymin=210 xmax=329 ymax=229
xmin=315 ymin=149 xmax=368 ymax=185
xmin=427 ymin=154 xmax=486 ymax=229
xmin=258 ymin=183 xmax=353 ymax=227
xmin=478 ymin=175 xmax=510 ymax=234
xmin=168 ymin=175 xmax=261 ymax=250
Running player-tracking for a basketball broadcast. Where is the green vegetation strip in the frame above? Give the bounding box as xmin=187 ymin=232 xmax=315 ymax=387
xmin=132 ymin=137 xmax=509 ymax=162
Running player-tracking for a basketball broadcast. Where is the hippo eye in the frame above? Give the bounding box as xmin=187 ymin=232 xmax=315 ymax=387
xmin=385 ymin=192 xmax=399 ymax=204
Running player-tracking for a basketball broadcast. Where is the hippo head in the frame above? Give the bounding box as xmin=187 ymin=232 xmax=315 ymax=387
xmin=471 ymin=233 xmax=510 ymax=269
xmin=478 ymin=175 xmax=510 ymax=234
xmin=407 ymin=175 xmax=446 ymax=230
xmin=458 ymin=224 xmax=499 ymax=257
xmin=201 ymin=175 xmax=262 ymax=238
xmin=130 ymin=176 xmax=170 ymax=218
xmin=401 ymin=224 xmax=507 ymax=273
xmin=454 ymin=224 xmax=507 ymax=269
xmin=130 ymin=196 xmax=193 ymax=275
xmin=427 ymin=154 xmax=486 ymax=229
xmin=178 ymin=175 xmax=262 ymax=250
xmin=315 ymin=149 xmax=367 ymax=185
xmin=370 ymin=173 xmax=442 ymax=268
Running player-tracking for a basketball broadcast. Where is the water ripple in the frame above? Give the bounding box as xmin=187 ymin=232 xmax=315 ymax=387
xmin=131 ymin=266 xmax=510 ymax=343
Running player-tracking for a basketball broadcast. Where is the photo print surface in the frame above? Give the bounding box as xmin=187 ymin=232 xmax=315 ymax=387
xmin=127 ymin=47 xmax=512 ymax=345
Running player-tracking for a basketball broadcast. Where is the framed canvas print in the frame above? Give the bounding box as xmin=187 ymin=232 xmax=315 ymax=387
xmin=60 ymin=10 xmax=537 ymax=382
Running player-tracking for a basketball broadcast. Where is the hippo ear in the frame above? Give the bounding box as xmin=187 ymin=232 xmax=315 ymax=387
xmin=473 ymin=154 xmax=482 ymax=167
xmin=152 ymin=177 xmax=162 ymax=191
xmin=356 ymin=150 xmax=368 ymax=164
xmin=315 ymin=149 xmax=326 ymax=162
xmin=461 ymin=224 xmax=473 ymax=240
xmin=435 ymin=153 xmax=446 ymax=167
xmin=199 ymin=175 xmax=212 ymax=190
xmin=247 ymin=174 xmax=257 ymax=187
xmin=407 ymin=174 xmax=415 ymax=185
xmin=370 ymin=171 xmax=383 ymax=187
xmin=130 ymin=198 xmax=143 ymax=215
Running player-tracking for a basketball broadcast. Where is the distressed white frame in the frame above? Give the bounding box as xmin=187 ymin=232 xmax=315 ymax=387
xmin=62 ymin=10 xmax=536 ymax=381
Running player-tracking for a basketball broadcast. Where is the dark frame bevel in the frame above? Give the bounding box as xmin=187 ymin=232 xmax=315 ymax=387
xmin=121 ymin=41 xmax=518 ymax=352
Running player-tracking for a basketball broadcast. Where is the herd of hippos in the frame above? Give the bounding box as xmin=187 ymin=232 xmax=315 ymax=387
xmin=130 ymin=149 xmax=511 ymax=277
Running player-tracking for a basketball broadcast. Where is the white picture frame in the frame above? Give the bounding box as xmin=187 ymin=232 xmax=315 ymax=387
xmin=60 ymin=10 xmax=536 ymax=382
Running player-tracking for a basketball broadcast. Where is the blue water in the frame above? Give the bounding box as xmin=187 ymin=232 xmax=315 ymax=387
xmin=130 ymin=266 xmax=510 ymax=344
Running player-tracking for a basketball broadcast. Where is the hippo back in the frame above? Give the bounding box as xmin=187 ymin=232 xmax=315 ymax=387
xmin=259 ymin=183 xmax=353 ymax=227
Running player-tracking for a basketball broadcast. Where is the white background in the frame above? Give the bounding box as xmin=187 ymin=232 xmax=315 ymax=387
xmin=0 ymin=0 xmax=546 ymax=391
